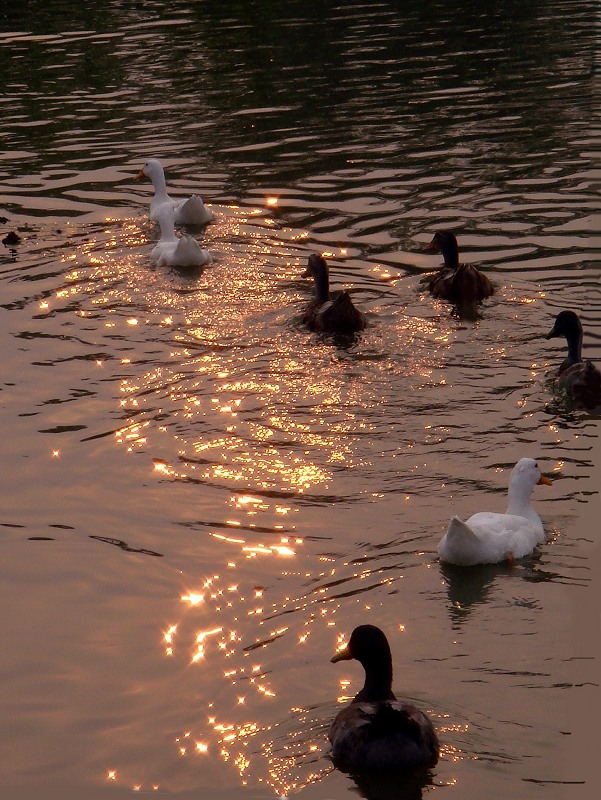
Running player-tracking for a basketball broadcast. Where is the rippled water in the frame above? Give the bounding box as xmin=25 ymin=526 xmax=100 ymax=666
xmin=0 ymin=2 xmax=599 ymax=799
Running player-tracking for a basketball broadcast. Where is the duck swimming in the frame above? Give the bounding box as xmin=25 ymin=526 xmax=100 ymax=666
xmin=302 ymin=254 xmax=366 ymax=334
xmin=437 ymin=458 xmax=552 ymax=566
xmin=545 ymin=310 xmax=601 ymax=410
xmin=423 ymin=231 xmax=494 ymax=313
xmin=328 ymin=625 xmax=439 ymax=772
xmin=151 ymin=204 xmax=211 ymax=268
xmin=135 ymin=158 xmax=214 ymax=226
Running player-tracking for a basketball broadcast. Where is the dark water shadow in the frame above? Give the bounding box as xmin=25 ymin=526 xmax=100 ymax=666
xmin=439 ymin=561 xmax=516 ymax=624
xmin=341 ymin=767 xmax=436 ymax=800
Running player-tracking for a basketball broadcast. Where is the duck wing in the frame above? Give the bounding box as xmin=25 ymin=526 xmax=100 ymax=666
xmin=439 ymin=513 xmax=542 ymax=565
xmin=302 ymin=299 xmax=331 ymax=330
xmin=428 ymin=268 xmax=455 ymax=298
xmin=329 ymin=701 xmax=438 ymax=771
xmin=174 ymin=195 xmax=214 ymax=226
xmin=560 ymin=361 xmax=601 ymax=410
xmin=317 ymin=291 xmax=366 ymax=333
xmin=168 ymin=235 xmax=211 ymax=268
xmin=429 ymin=265 xmax=494 ymax=306
xmin=450 ymin=264 xmax=494 ymax=303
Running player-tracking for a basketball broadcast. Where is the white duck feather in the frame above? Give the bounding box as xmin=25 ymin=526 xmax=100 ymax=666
xmin=437 ymin=458 xmax=552 ymax=566
xmin=136 ymin=158 xmax=214 ymax=226
xmin=151 ymin=204 xmax=211 ymax=268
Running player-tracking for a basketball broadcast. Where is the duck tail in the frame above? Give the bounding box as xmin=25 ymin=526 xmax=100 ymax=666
xmin=438 ymin=516 xmax=479 ymax=564
xmin=446 ymin=515 xmax=476 ymax=540
xmin=450 ymin=264 xmax=494 ymax=304
xmin=321 ymin=291 xmax=366 ymax=333
xmin=176 ymin=195 xmax=214 ymax=226
xmin=575 ymin=361 xmax=601 ymax=409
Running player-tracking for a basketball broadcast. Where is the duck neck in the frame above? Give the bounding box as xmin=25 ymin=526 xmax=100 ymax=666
xmin=441 ymin=242 xmax=459 ymax=270
xmin=565 ymin=329 xmax=583 ymax=366
xmin=313 ymin=267 xmax=331 ymax=305
xmin=356 ymin=654 xmax=395 ymax=703
xmin=506 ymin=473 xmax=534 ymax=517
xmin=151 ymin=168 xmax=169 ymax=202
xmin=158 ymin=213 xmax=177 ymax=243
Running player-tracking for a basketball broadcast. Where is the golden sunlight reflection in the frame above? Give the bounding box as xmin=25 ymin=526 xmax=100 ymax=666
xmin=74 ymin=209 xmax=458 ymax=795
xmin=158 ymin=529 xmax=445 ymax=794
xmin=170 ymin=703 xmax=329 ymax=797
xmin=161 ymin=561 xmax=381 ymax=794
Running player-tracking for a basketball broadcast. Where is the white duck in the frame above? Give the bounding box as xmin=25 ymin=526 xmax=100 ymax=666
xmin=136 ymin=158 xmax=214 ymax=226
xmin=151 ymin=204 xmax=211 ymax=268
xmin=437 ymin=458 xmax=552 ymax=566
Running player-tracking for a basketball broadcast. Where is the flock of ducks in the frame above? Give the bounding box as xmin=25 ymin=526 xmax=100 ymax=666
xmin=135 ymin=159 xmax=599 ymax=776
xmin=328 ymin=459 xmax=554 ymax=773
xmin=301 ymin=233 xmax=600 ymax=412
xmin=135 ymin=160 xmax=600 ymax=418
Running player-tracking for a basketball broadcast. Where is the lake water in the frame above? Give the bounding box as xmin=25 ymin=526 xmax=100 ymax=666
xmin=0 ymin=2 xmax=599 ymax=799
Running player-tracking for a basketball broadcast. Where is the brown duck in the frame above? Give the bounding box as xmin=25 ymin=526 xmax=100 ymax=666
xmin=545 ymin=310 xmax=601 ymax=410
xmin=328 ymin=625 xmax=439 ymax=772
xmin=302 ymin=254 xmax=366 ymax=334
xmin=424 ymin=231 xmax=494 ymax=312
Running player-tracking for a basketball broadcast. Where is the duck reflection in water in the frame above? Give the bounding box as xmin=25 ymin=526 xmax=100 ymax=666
xmin=328 ymin=625 xmax=438 ymax=799
xmin=347 ymin=768 xmax=435 ymax=800
xmin=440 ymin=560 xmax=514 ymax=624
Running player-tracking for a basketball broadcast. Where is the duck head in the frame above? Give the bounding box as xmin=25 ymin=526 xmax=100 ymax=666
xmin=135 ymin=158 xmax=166 ymax=185
xmin=332 ymin=624 xmax=395 ymax=702
xmin=545 ymin=310 xmax=582 ymax=340
xmin=510 ymin=458 xmax=552 ymax=487
xmin=506 ymin=458 xmax=552 ymax=516
xmin=545 ymin=310 xmax=584 ymax=365
xmin=423 ymin=230 xmax=459 ymax=270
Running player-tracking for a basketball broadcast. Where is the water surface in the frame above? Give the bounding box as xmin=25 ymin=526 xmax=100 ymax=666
xmin=0 ymin=2 xmax=599 ymax=799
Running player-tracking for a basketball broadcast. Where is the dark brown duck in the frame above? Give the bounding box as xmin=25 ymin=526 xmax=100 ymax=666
xmin=545 ymin=310 xmax=601 ymax=410
xmin=328 ymin=625 xmax=439 ymax=773
xmin=424 ymin=230 xmax=494 ymax=311
xmin=302 ymin=254 xmax=366 ymax=334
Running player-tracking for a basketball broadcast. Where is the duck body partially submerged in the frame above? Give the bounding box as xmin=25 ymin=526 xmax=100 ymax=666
xmin=424 ymin=231 xmax=494 ymax=314
xmin=545 ymin=310 xmax=601 ymax=410
xmin=151 ymin=204 xmax=211 ymax=268
xmin=136 ymin=158 xmax=214 ymax=226
xmin=302 ymin=254 xmax=366 ymax=335
xmin=329 ymin=625 xmax=439 ymax=773
xmin=437 ymin=458 xmax=552 ymax=566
